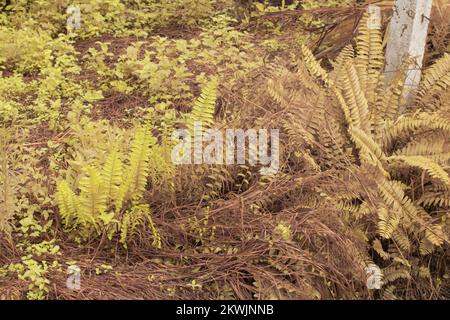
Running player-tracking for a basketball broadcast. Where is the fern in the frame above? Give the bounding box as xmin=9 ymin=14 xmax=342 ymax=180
xmin=393 ymin=136 xmax=450 ymax=165
xmin=186 ymin=78 xmax=218 ymax=134
xmin=416 ymin=53 xmax=450 ymax=111
xmin=418 ymin=191 xmax=450 ymax=207
xmin=102 ymin=147 xmax=123 ymax=206
xmin=348 ymin=126 xmax=386 ymax=174
xmin=0 ymin=128 xmax=15 ymax=233
xmin=340 ymin=62 xmax=371 ymax=132
xmin=354 ymin=8 xmax=384 ymax=102
xmin=77 ymin=166 xmax=107 ymax=232
xmin=377 ymin=206 xmax=400 ymax=239
xmin=382 ymin=113 xmax=450 ymax=148
xmin=373 ymin=238 xmax=390 ymax=260
xmin=377 ymin=179 xmax=417 ymax=225
xmin=55 ymin=180 xmax=78 ymax=227
xmin=383 ymin=267 xmax=411 ymax=283
xmin=301 ymin=44 xmax=330 ymax=86
xmin=388 ymin=155 xmax=450 ymax=186
xmin=117 ymin=126 xmax=155 ymax=208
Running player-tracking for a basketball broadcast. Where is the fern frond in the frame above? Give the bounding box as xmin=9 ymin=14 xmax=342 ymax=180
xmin=393 ymin=136 xmax=450 ymax=165
xmin=377 ymin=206 xmax=400 ymax=239
xmin=78 ymin=166 xmax=107 ymax=231
xmin=0 ymin=129 xmax=15 ymax=233
xmin=372 ymin=59 xmax=411 ymax=133
xmin=425 ymin=224 xmax=446 ymax=246
xmin=382 ymin=285 xmax=398 ymax=300
xmin=417 ymin=191 xmax=450 ymax=207
xmin=382 ymin=113 xmax=450 ymax=148
xmin=125 ymin=127 xmax=155 ymax=201
xmin=331 ymin=44 xmax=354 ymax=75
xmin=355 ymin=9 xmax=384 ymax=99
xmin=377 ymin=179 xmax=418 ymax=223
xmin=388 ymin=155 xmax=450 ymax=185
xmin=392 ymin=229 xmax=411 ymax=253
xmin=102 ymin=147 xmax=123 ymax=204
xmin=373 ymin=238 xmax=390 ymax=260
xmin=348 ymin=126 xmax=387 ymax=174
xmin=301 ymin=44 xmax=330 ymax=86
xmin=56 ymin=180 xmax=78 ymax=227
xmin=187 ymin=78 xmax=218 ymax=134
xmin=340 ymin=61 xmax=371 ymax=132
xmin=383 ymin=267 xmax=411 ymax=283
xmin=119 ymin=212 xmax=131 ymax=248
xmin=417 ymin=53 xmax=450 ymax=110
xmin=419 ymin=238 xmax=435 ymax=255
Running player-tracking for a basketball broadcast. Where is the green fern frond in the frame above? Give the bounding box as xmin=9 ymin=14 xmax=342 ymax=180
xmin=78 ymin=166 xmax=107 ymax=231
xmin=102 ymin=147 xmax=123 ymax=204
xmin=119 ymin=212 xmax=131 ymax=248
xmin=119 ymin=127 xmax=155 ymax=205
xmin=56 ymin=180 xmax=78 ymax=227
xmin=187 ymin=78 xmax=218 ymax=134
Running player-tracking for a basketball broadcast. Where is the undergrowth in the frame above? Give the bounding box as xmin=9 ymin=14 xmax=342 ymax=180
xmin=0 ymin=0 xmax=449 ymax=300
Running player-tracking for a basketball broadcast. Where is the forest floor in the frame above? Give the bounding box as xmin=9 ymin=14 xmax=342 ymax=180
xmin=1 ymin=2 xmax=449 ymax=300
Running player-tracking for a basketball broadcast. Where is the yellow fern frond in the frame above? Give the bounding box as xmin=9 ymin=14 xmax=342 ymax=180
xmin=78 ymin=166 xmax=107 ymax=231
xmin=330 ymin=44 xmax=355 ymax=83
xmin=377 ymin=179 xmax=418 ymax=223
xmin=372 ymin=59 xmax=411 ymax=132
xmin=417 ymin=191 xmax=450 ymax=207
xmin=383 ymin=267 xmax=411 ymax=283
xmin=382 ymin=113 xmax=450 ymax=148
xmin=355 ymin=9 xmax=384 ymax=99
xmin=187 ymin=78 xmax=218 ymax=134
xmin=393 ymin=136 xmax=450 ymax=165
xmin=56 ymin=180 xmax=78 ymax=227
xmin=392 ymin=229 xmax=411 ymax=253
xmin=373 ymin=238 xmax=390 ymax=260
xmin=417 ymin=53 xmax=450 ymax=110
xmin=301 ymin=44 xmax=331 ymax=86
xmin=123 ymin=127 xmax=155 ymax=202
xmin=348 ymin=126 xmax=387 ymax=174
xmin=377 ymin=206 xmax=400 ymax=239
xmin=425 ymin=224 xmax=446 ymax=246
xmin=340 ymin=61 xmax=371 ymax=132
xmin=102 ymin=147 xmax=123 ymax=204
xmin=388 ymin=155 xmax=450 ymax=186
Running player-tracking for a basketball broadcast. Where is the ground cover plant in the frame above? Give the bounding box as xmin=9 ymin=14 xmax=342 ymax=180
xmin=0 ymin=0 xmax=449 ymax=300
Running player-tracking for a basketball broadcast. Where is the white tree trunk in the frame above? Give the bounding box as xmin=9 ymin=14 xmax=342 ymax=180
xmin=384 ymin=0 xmax=433 ymax=98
